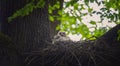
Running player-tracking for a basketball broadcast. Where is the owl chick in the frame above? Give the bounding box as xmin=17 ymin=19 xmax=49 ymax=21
xmin=52 ymin=31 xmax=70 ymax=44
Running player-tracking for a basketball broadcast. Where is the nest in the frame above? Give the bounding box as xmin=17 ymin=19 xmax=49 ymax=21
xmin=24 ymin=39 xmax=120 ymax=66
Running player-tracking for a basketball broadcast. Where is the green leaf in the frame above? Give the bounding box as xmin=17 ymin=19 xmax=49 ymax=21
xmin=90 ymin=0 xmax=94 ymax=3
xmin=84 ymin=0 xmax=89 ymax=5
xmin=93 ymin=27 xmax=107 ymax=37
xmin=70 ymin=0 xmax=79 ymax=6
xmin=97 ymin=12 xmax=102 ymax=15
xmin=92 ymin=11 xmax=96 ymax=14
xmin=36 ymin=0 xmax=45 ymax=8
xmin=74 ymin=3 xmax=79 ymax=10
xmin=49 ymin=15 xmax=54 ymax=22
xmin=8 ymin=2 xmax=35 ymax=22
xmin=58 ymin=10 xmax=62 ymax=15
xmin=65 ymin=2 xmax=71 ymax=7
xmin=55 ymin=1 xmax=60 ymax=9
xmin=88 ymin=7 xmax=93 ymax=13
xmin=90 ymin=21 xmax=96 ymax=25
xmin=56 ymin=25 xmax=60 ymax=30
xmin=48 ymin=5 xmax=53 ymax=14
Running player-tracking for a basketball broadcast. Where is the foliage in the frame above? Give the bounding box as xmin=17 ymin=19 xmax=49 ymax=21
xmin=48 ymin=1 xmax=60 ymax=22
xmin=8 ymin=0 xmax=45 ymax=22
xmin=51 ymin=0 xmax=119 ymax=39
xmin=8 ymin=0 xmax=120 ymax=40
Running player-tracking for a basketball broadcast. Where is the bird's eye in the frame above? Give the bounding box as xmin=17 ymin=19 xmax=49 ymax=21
xmin=61 ymin=32 xmax=65 ymax=36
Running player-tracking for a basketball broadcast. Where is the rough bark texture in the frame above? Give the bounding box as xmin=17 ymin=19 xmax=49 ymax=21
xmin=1 ymin=0 xmax=51 ymax=52
xmin=95 ymin=24 xmax=120 ymax=51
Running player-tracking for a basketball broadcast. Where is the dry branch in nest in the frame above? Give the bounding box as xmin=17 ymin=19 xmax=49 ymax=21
xmin=25 ymin=40 xmax=120 ymax=66
xmin=25 ymin=40 xmax=95 ymax=66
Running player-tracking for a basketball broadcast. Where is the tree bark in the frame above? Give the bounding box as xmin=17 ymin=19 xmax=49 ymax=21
xmin=1 ymin=0 xmax=51 ymax=52
xmin=96 ymin=24 xmax=120 ymax=45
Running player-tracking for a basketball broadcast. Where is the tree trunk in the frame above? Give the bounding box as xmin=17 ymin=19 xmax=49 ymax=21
xmin=0 ymin=0 xmax=64 ymax=66
xmin=1 ymin=0 xmax=51 ymax=52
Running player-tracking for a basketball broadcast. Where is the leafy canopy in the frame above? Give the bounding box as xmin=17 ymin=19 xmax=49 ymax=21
xmin=8 ymin=0 xmax=120 ymax=40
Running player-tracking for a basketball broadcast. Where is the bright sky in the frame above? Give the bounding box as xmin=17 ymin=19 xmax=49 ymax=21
xmin=64 ymin=0 xmax=116 ymax=41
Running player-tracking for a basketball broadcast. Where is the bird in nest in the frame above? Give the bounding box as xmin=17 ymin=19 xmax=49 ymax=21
xmin=52 ymin=31 xmax=70 ymax=44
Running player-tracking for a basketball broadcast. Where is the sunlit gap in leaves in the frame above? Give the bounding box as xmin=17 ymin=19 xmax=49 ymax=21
xmin=63 ymin=0 xmax=117 ymax=41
